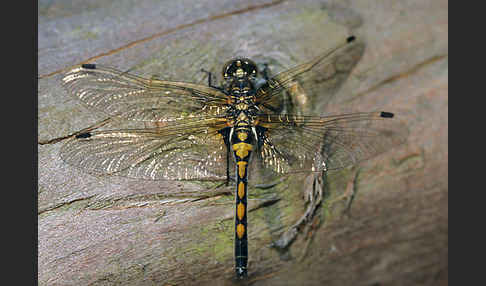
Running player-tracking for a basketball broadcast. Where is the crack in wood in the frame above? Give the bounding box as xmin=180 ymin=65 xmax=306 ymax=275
xmin=356 ymin=54 xmax=448 ymax=97
xmin=38 ymin=195 xmax=96 ymax=215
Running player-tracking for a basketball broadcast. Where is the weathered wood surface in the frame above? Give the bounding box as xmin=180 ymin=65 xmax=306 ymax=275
xmin=38 ymin=0 xmax=448 ymax=285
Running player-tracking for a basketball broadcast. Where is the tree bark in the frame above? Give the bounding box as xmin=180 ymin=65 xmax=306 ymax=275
xmin=38 ymin=0 xmax=448 ymax=285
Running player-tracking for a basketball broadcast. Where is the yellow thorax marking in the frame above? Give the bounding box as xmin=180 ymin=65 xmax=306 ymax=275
xmin=236 ymin=223 xmax=245 ymax=239
xmin=237 ymin=161 xmax=247 ymax=178
xmin=233 ymin=142 xmax=253 ymax=159
xmin=236 ymin=103 xmax=249 ymax=110
xmin=237 ymin=131 xmax=248 ymax=141
xmin=237 ymin=202 xmax=245 ymax=221
xmin=238 ymin=182 xmax=245 ymax=199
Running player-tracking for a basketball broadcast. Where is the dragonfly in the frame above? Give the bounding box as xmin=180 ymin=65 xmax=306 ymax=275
xmin=39 ymin=36 xmax=406 ymax=278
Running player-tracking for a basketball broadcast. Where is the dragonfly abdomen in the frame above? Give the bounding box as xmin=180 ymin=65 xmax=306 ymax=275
xmin=231 ymin=127 xmax=254 ymax=278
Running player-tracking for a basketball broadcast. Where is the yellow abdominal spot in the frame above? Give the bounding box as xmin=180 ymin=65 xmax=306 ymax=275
xmin=237 ymin=161 xmax=247 ymax=178
xmin=237 ymin=202 xmax=245 ymax=220
xmin=238 ymin=182 xmax=245 ymax=199
xmin=236 ymin=224 xmax=245 ymax=239
xmin=233 ymin=142 xmax=253 ymax=159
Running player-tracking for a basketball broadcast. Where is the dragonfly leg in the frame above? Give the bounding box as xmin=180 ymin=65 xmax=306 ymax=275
xmin=225 ymin=149 xmax=230 ymax=186
xmin=200 ymin=68 xmax=217 ymax=88
xmin=261 ymin=63 xmax=271 ymax=81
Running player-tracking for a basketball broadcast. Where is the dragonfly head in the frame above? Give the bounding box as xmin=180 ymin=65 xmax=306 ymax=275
xmin=222 ymin=58 xmax=258 ymax=80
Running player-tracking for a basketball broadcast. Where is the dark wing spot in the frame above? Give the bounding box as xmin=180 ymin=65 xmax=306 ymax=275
xmin=380 ymin=112 xmax=394 ymax=118
xmin=81 ymin=64 xmax=96 ymax=69
xmin=75 ymin=132 xmax=92 ymax=139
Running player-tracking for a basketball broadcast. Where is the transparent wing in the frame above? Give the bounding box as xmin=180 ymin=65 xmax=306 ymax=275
xmin=255 ymin=112 xmax=408 ymax=174
xmin=255 ymin=36 xmax=365 ymax=114
xmin=62 ymin=64 xmax=229 ymax=122
xmin=59 ymin=116 xmax=234 ymax=181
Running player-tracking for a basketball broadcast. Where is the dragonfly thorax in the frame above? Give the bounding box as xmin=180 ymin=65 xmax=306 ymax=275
xmin=224 ymin=76 xmax=259 ymax=126
xmin=229 ymin=79 xmax=256 ymax=104
xmin=229 ymin=78 xmax=255 ymax=96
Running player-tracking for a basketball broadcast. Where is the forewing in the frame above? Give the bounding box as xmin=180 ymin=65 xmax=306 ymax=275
xmin=255 ymin=37 xmax=365 ymax=114
xmin=59 ymin=117 xmax=232 ymax=181
xmin=256 ymin=112 xmax=408 ymax=174
xmin=62 ymin=64 xmax=229 ymax=122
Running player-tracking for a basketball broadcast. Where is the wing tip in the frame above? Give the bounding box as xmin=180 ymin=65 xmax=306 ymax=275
xmin=75 ymin=132 xmax=92 ymax=139
xmin=347 ymin=36 xmax=356 ymax=43
xmin=380 ymin=111 xmax=394 ymax=118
